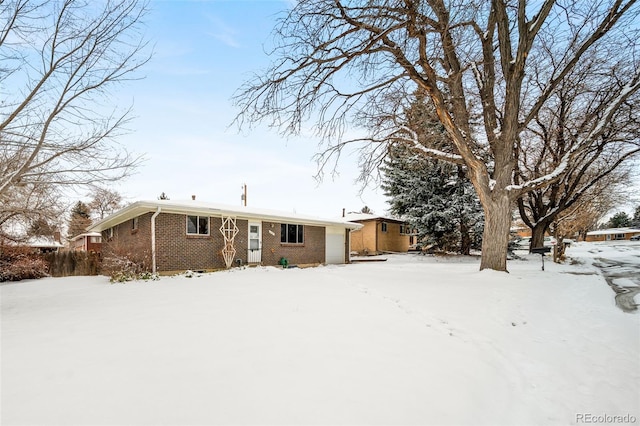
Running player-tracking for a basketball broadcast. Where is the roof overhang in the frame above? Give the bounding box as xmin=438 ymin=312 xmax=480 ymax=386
xmin=69 ymin=232 xmax=103 ymax=241
xmin=88 ymin=200 xmax=364 ymax=233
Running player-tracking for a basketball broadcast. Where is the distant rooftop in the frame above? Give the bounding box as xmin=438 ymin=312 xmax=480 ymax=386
xmin=586 ymin=227 xmax=640 ymax=236
xmin=343 ymin=212 xmax=406 ymax=223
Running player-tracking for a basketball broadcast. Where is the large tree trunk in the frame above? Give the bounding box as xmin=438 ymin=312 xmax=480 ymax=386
xmin=530 ymin=221 xmax=551 ymax=251
xmin=479 ymin=195 xmax=512 ymax=271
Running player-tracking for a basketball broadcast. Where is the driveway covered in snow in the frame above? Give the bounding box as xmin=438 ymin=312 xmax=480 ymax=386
xmin=566 ymin=241 xmax=640 ymax=312
xmin=2 ymin=252 xmax=639 ymax=425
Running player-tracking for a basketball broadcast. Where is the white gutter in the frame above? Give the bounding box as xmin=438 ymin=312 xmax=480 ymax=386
xmin=151 ymin=207 xmax=161 ymax=274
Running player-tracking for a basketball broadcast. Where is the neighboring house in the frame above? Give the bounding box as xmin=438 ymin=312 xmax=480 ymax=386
xmin=69 ymin=232 xmax=103 ymax=252
xmin=585 ymin=227 xmax=640 ymax=242
xmin=345 ymin=213 xmax=411 ymax=254
xmin=25 ymin=233 xmax=64 ymax=253
xmin=87 ymin=200 xmax=363 ymax=274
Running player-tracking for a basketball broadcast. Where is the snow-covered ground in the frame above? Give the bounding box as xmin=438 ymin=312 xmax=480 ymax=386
xmin=1 ymin=243 xmax=639 ymax=425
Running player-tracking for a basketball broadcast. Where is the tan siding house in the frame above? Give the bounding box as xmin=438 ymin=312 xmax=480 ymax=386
xmin=345 ymin=213 xmax=411 ymax=254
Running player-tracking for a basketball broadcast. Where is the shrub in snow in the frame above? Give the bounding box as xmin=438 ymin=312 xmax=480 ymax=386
xmin=101 ymin=239 xmax=153 ymax=283
xmin=0 ymin=246 xmax=49 ymax=282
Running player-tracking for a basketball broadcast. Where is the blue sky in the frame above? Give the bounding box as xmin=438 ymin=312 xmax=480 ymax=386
xmin=110 ymin=0 xmax=388 ymax=218
xmin=105 ymin=0 xmax=638 ymax=220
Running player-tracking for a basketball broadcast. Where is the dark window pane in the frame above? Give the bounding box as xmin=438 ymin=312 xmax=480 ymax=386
xmin=187 ymin=216 xmax=198 ymax=234
xmin=281 ymin=224 xmax=286 ymax=242
xmin=199 ymin=217 xmax=209 ymax=234
xmin=288 ymin=224 xmax=297 ymax=243
xmin=297 ymin=225 xmax=304 ymax=243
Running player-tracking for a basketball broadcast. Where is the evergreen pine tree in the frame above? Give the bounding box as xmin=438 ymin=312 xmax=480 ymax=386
xmin=380 ymin=89 xmax=483 ymax=254
xmin=382 ymin=145 xmax=483 ymax=254
xmin=607 ymin=211 xmax=632 ymax=228
xmin=67 ymin=201 xmax=92 ymax=238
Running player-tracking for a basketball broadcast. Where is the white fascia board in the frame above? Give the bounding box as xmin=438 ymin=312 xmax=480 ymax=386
xmin=69 ymin=232 xmax=103 ymax=241
xmin=88 ymin=200 xmax=363 ymax=232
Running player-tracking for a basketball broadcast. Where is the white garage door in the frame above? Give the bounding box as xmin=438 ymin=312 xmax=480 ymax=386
xmin=325 ymin=226 xmax=345 ymax=264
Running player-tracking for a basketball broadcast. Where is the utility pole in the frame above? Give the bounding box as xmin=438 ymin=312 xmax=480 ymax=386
xmin=241 ymin=183 xmax=247 ymax=206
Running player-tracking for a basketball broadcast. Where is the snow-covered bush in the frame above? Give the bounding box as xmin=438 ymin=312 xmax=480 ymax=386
xmin=101 ymin=239 xmax=153 ymax=283
xmin=0 ymin=246 xmax=49 ymax=282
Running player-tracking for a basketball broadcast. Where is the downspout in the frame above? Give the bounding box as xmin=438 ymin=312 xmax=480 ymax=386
xmin=151 ymin=207 xmax=161 ymax=274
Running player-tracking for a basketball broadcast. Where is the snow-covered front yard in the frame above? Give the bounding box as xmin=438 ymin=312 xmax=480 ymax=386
xmin=2 ymin=243 xmax=639 ymax=425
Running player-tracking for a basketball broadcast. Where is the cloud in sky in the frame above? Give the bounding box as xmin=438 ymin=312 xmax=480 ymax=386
xmin=205 ymin=14 xmax=241 ymax=48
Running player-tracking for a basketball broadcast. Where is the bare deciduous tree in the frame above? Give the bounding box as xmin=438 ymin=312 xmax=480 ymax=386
xmin=88 ymin=187 xmax=123 ymax=220
xmin=548 ymin=177 xmax=625 ymax=259
xmin=0 ymin=180 xmax=64 ymax=242
xmin=234 ymin=0 xmax=639 ymax=271
xmin=516 ymin=53 xmax=640 ymax=252
xmin=0 ymin=0 xmax=150 ymax=238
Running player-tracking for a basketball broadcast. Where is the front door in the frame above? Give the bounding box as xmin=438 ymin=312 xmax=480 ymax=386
xmin=248 ymin=222 xmax=262 ymax=263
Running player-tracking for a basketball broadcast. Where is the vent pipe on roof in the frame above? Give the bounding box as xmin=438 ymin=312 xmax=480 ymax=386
xmin=342 ymin=208 xmax=345 ymax=217
xmin=191 ymin=195 xmax=196 ymax=200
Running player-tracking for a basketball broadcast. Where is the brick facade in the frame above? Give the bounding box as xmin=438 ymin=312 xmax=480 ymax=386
xmin=103 ymin=212 xmax=153 ymax=259
xmin=261 ymin=221 xmax=325 ymax=266
xmin=102 ymin=213 xmax=327 ymax=272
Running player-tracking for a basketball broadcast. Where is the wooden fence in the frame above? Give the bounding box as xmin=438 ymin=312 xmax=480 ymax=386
xmin=44 ymin=251 xmax=101 ymax=277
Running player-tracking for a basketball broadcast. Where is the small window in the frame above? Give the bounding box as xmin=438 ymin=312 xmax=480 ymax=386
xmin=281 ymin=224 xmax=304 ymax=244
xmin=381 ymin=222 xmax=388 ymax=232
xmin=187 ymin=215 xmax=209 ymax=235
xmin=615 ymin=233 xmax=625 ymax=240
xmin=132 ymin=217 xmax=139 ymax=230
xmin=106 ymin=228 xmax=114 ymax=240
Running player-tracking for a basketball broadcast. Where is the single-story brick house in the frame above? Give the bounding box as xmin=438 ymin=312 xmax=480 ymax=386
xmin=585 ymin=227 xmax=640 ymax=242
xmin=345 ymin=212 xmax=412 ymax=254
xmin=87 ymin=200 xmax=363 ymax=274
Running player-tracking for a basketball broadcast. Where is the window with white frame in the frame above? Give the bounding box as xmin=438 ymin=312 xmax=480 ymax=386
xmin=187 ymin=215 xmax=209 ymax=235
xmin=281 ymin=224 xmax=304 ymax=244
xmin=381 ymin=222 xmax=388 ymax=232
xmin=132 ymin=216 xmax=139 ymax=231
